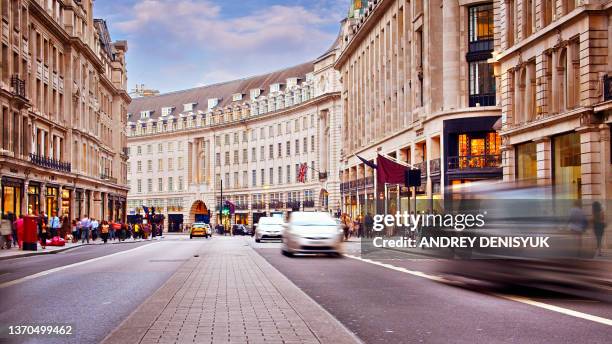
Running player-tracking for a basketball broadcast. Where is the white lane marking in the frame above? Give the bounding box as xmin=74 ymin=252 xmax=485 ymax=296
xmin=344 ymin=254 xmax=612 ymax=327
xmin=0 ymin=243 xmax=158 ymax=289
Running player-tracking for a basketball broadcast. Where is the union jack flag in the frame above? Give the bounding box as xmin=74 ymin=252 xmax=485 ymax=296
xmin=297 ymin=163 xmax=308 ymax=183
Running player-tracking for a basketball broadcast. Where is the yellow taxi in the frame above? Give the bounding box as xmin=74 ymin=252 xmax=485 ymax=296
xmin=190 ymin=222 xmax=212 ymax=239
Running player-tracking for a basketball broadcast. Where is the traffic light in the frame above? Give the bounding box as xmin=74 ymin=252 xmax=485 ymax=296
xmin=222 ymin=206 xmax=230 ymax=216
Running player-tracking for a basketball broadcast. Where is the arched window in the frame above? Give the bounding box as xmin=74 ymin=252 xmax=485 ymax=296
xmin=558 ymin=48 xmax=568 ymax=112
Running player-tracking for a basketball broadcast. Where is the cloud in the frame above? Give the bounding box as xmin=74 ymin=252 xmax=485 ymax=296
xmin=105 ymin=0 xmax=343 ymax=92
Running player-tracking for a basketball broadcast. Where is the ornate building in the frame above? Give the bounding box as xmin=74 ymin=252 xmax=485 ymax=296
xmin=126 ymin=47 xmax=341 ymax=231
xmin=336 ymin=0 xmax=502 ymax=218
xmin=0 ymin=0 xmax=130 ymax=221
xmin=495 ymin=0 xmax=612 ymax=201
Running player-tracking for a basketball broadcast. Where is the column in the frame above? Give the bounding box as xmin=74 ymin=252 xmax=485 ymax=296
xmin=534 ymin=137 xmax=552 ymax=185
xmin=442 ymin=0 xmax=460 ymax=110
xmin=502 ymin=145 xmax=515 ymax=181
xmin=578 ymin=126 xmax=602 ymax=200
xmin=40 ymin=184 xmax=47 ymax=215
xmin=22 ymin=179 xmax=29 ymax=216
xmin=57 ymin=185 xmax=62 ymax=217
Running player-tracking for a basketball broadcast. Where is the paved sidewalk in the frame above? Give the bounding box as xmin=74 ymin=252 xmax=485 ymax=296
xmin=103 ymin=237 xmax=361 ymax=344
xmin=0 ymin=237 xmax=158 ymax=260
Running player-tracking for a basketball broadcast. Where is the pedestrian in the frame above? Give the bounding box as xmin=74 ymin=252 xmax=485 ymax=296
xmin=592 ymin=201 xmax=606 ymax=257
xmin=365 ymin=213 xmax=374 ymax=238
xmin=81 ymin=215 xmax=91 ymax=244
xmin=39 ymin=217 xmax=48 ymax=249
xmin=91 ymin=218 xmax=99 ymax=241
xmin=61 ymin=215 xmax=70 ymax=240
xmin=134 ymin=223 xmax=140 ymax=240
xmin=101 ymin=221 xmax=110 ymax=243
xmin=0 ymin=213 xmax=12 ymax=249
xmin=71 ymin=219 xmax=79 ymax=243
xmin=49 ymin=212 xmax=61 ymax=238
xmin=568 ymin=200 xmax=587 ymax=257
xmin=14 ymin=215 xmax=24 ymax=247
xmin=342 ymin=216 xmax=350 ymax=241
xmin=120 ymin=222 xmax=127 ymax=241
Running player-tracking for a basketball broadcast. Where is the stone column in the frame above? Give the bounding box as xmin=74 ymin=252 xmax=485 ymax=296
xmin=502 ymin=145 xmax=515 ymax=181
xmin=442 ymin=0 xmax=460 ymax=110
xmin=22 ymin=179 xmax=29 ymax=216
xmin=578 ymin=126 xmax=602 ymax=200
xmin=40 ymin=184 xmax=47 ymax=215
xmin=534 ymin=137 xmax=552 ymax=185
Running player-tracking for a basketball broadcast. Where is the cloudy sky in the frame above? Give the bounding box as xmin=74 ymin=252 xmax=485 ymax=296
xmin=96 ymin=0 xmax=347 ymax=94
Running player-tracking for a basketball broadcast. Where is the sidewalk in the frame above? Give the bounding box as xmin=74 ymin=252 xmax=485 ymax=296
xmin=102 ymin=237 xmax=361 ymax=344
xmin=0 ymin=237 xmax=159 ymax=260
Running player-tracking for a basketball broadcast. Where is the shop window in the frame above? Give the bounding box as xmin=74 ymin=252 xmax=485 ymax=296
xmin=553 ymin=132 xmax=581 ymax=198
xmin=516 ymin=142 xmax=537 ymax=180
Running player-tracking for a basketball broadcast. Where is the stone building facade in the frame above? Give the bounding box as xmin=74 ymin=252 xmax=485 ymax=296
xmin=126 ymin=49 xmax=342 ymax=231
xmin=336 ymin=0 xmax=503 ymax=218
xmin=0 ymin=0 xmax=130 ymax=222
xmin=495 ymin=0 xmax=612 ymax=202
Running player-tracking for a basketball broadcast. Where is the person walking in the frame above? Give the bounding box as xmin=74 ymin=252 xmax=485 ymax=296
xmin=71 ymin=219 xmax=79 ymax=243
xmin=592 ymin=201 xmax=606 ymax=257
xmin=100 ymin=221 xmax=110 ymax=243
xmin=0 ymin=214 xmax=12 ymax=249
xmin=568 ymin=200 xmax=587 ymax=257
xmin=80 ymin=215 xmax=91 ymax=244
xmin=39 ymin=216 xmax=48 ymax=249
xmin=365 ymin=213 xmax=374 ymax=239
xmin=60 ymin=215 xmax=70 ymax=240
xmin=91 ymin=218 xmax=99 ymax=241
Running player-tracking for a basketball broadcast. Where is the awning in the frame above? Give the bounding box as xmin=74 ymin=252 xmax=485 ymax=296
xmin=492 ymin=117 xmax=502 ymax=131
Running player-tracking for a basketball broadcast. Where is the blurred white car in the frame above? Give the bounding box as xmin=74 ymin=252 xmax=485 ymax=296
xmin=255 ymin=217 xmax=284 ymax=242
xmin=281 ymin=212 xmax=344 ymax=257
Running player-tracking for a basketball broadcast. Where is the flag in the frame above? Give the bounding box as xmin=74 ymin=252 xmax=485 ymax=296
xmin=356 ymin=155 xmax=377 ymax=169
xmin=297 ymin=163 xmax=308 ymax=183
xmin=376 ymin=154 xmax=408 ymax=185
xmin=224 ymin=200 xmax=235 ymax=214
xmin=142 ymin=205 xmax=150 ymax=219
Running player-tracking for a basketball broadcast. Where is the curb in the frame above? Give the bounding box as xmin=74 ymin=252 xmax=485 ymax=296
xmin=0 ymin=238 xmax=160 ymax=261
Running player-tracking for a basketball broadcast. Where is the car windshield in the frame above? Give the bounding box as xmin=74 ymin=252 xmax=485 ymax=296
xmin=290 ymin=213 xmax=336 ymax=226
xmin=258 ymin=217 xmax=284 ymax=225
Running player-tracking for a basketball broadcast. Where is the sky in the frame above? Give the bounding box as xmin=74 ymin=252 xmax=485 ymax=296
xmin=96 ymin=0 xmax=348 ymax=94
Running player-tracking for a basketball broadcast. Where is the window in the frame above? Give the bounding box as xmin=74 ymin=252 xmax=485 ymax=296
xmin=311 ymin=136 xmax=315 ymax=152
xmin=168 ymin=158 xmax=173 ymax=171
xmin=158 ymin=159 xmax=163 ymax=171
xmin=127 ymin=162 xmax=131 ymax=174
xmin=242 ymin=149 xmax=248 ymax=163
xmin=553 ymin=132 xmax=581 ymax=198
xmin=178 ymin=142 xmax=183 ymax=151
xmin=251 ymin=130 xmax=257 ymax=141
xmin=158 ymin=178 xmax=163 ymax=192
xmin=158 ymin=143 xmax=163 ymax=153
xmin=224 ymin=173 xmax=230 ymax=187
xmin=278 ymin=166 xmax=282 ymax=184
xmin=295 ymin=139 xmax=300 ymax=154
xmin=147 ymin=144 xmax=152 ymax=154
xmin=269 ymin=126 xmax=274 ymax=137
xmin=234 ymin=172 xmax=239 ymax=187
xmin=233 ymin=150 xmax=239 ymax=164
xmin=137 ymin=161 xmax=142 ymax=173
xmin=216 ymin=153 xmax=221 ymax=166
xmin=506 ymin=0 xmax=515 ymax=47
xmin=243 ymin=171 xmax=248 ymax=187
xmin=516 ymin=142 xmax=537 ymax=180
xmin=252 ymin=170 xmax=256 ymax=187
xmin=183 ymin=103 xmax=195 ymax=112
xmin=233 ymin=132 xmax=238 ymax=144
xmin=137 ymin=146 xmax=142 ymax=154
xmin=224 ymin=134 xmax=230 ymax=145
xmin=278 ymin=143 xmax=282 ymax=158
xmin=147 ymin=179 xmax=152 ymax=193
xmin=286 ymin=165 xmax=291 ymax=183
xmin=269 ymin=145 xmax=274 ymax=159
xmin=260 ymin=127 xmax=265 ymax=139
xmin=260 ymin=146 xmax=264 ymax=161
xmin=168 ymin=177 xmax=174 ymax=192
xmin=251 ymin=147 xmax=256 ymax=162
xmin=303 ymin=137 xmax=307 ymax=153
xmin=286 ymin=141 xmax=291 ymax=156
xmin=468 ymin=4 xmax=494 ymax=44
xmin=242 ymin=131 xmax=247 ymax=142
xmin=311 ymin=161 xmax=315 ymax=180
xmin=162 ymin=107 xmax=173 ymax=116
xmin=147 ymin=160 xmax=152 ymax=172
xmin=137 ymin=179 xmax=142 ymax=193
xmin=260 ymin=169 xmax=265 ymax=185
xmin=168 ymin=142 xmax=174 ymax=152
xmin=468 ymin=60 xmax=495 ymax=107
xmin=294 ymin=119 xmax=299 ymax=131
xmin=225 ymin=152 xmax=230 ymax=165
xmin=178 ymin=157 xmax=184 ymax=170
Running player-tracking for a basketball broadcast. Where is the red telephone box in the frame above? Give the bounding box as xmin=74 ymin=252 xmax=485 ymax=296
xmin=22 ymin=215 xmax=38 ymax=251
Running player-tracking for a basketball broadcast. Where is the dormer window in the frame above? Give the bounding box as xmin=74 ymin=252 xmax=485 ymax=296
xmin=140 ymin=110 xmax=151 ymax=119
xmin=270 ymin=83 xmax=282 ymax=93
xmin=232 ymin=93 xmax=243 ymax=102
xmin=183 ymin=103 xmax=197 ymax=112
xmin=305 ymin=72 xmax=314 ymax=82
xmin=286 ymin=77 xmax=299 ymax=88
xmin=161 ymin=107 xmax=174 ymax=116
xmin=250 ymin=89 xmax=261 ymax=100
xmin=207 ymin=98 xmax=219 ymax=110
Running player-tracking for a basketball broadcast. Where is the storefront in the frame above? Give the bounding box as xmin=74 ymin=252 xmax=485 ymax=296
xmin=75 ymin=190 xmax=83 ymax=219
xmin=235 ymin=212 xmax=249 ymax=225
xmin=61 ymin=189 xmax=71 ymax=219
xmin=27 ymin=183 xmax=41 ymax=215
xmin=1 ymin=177 xmax=23 ymax=217
xmin=168 ymin=214 xmax=183 ymax=232
xmin=46 ymin=186 xmax=59 ymax=216
xmin=516 ymin=142 xmax=537 ymax=181
xmin=552 ymin=132 xmax=581 ymax=199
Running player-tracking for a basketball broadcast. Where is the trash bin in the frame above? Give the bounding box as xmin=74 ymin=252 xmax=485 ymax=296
xmin=22 ymin=215 xmax=38 ymax=251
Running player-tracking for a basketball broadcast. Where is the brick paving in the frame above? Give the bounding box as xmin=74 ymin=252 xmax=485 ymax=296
xmin=103 ymin=237 xmax=361 ymax=344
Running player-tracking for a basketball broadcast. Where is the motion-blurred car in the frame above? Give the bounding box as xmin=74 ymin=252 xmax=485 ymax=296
xmin=255 ymin=217 xmax=284 ymax=242
xmin=190 ymin=222 xmax=211 ymax=239
xmin=281 ymin=212 xmax=343 ymax=257
xmin=232 ymin=224 xmax=251 ymax=236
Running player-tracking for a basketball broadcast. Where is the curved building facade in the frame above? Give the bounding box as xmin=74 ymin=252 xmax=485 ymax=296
xmin=126 ymin=49 xmax=342 ymax=231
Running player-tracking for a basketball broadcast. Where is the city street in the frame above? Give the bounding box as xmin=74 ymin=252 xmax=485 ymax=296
xmin=0 ymin=235 xmax=609 ymax=343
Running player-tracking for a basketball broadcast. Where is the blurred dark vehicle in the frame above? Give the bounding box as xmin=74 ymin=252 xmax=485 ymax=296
xmin=232 ymin=224 xmax=250 ymax=236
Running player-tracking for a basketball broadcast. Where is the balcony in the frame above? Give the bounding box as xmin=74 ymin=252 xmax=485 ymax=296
xmin=447 ymin=154 xmax=501 ymax=171
xmin=269 ymin=201 xmax=284 ymax=209
xmin=469 ymin=93 xmax=496 ymax=107
xmin=30 ymin=153 xmax=71 ymax=173
xmin=303 ymin=200 xmax=315 ymax=208
xmin=318 ymin=172 xmax=328 ymax=181
xmin=10 ymin=75 xmax=26 ymax=98
xmin=252 ymin=202 xmax=265 ymax=210
xmin=429 ymin=158 xmax=441 ymax=176
xmin=235 ymin=203 xmax=249 ymax=210
xmin=414 ymin=161 xmax=428 ymax=179
xmin=101 ymin=173 xmax=118 ymax=184
xmin=604 ymin=75 xmax=612 ymax=102
xmin=286 ymin=201 xmax=301 ymax=210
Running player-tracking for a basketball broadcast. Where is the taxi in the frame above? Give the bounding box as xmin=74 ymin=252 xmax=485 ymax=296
xmin=190 ymin=222 xmax=211 ymax=239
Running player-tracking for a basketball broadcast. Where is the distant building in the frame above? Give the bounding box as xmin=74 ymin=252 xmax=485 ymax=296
xmin=126 ymin=46 xmax=342 ymax=231
xmin=130 ymin=84 xmax=160 ymax=98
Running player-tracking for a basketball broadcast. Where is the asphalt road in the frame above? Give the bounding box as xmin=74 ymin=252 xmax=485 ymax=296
xmin=253 ymin=239 xmax=612 ymax=344
xmin=0 ymin=235 xmax=206 ymax=344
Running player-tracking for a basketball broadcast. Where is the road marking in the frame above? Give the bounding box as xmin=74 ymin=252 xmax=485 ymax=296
xmin=0 ymin=242 xmax=158 ymax=289
xmin=344 ymin=254 xmax=612 ymax=327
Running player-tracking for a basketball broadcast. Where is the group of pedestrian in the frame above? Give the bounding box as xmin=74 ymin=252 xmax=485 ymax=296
xmin=340 ymin=214 xmax=367 ymax=241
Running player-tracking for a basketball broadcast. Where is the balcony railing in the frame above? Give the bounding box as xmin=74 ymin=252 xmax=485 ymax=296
xmin=303 ymin=200 xmax=315 ymax=208
xmin=469 ymin=93 xmax=496 ymax=107
xmin=286 ymin=201 xmax=301 ymax=210
xmin=235 ymin=203 xmax=249 ymax=210
xmin=10 ymin=75 xmax=26 ymax=98
xmin=269 ymin=201 xmax=284 ymax=209
xmin=100 ymin=173 xmax=118 ymax=184
xmin=447 ymin=154 xmax=501 ymax=171
xmin=252 ymin=202 xmax=265 ymax=210
xmin=429 ymin=158 xmax=441 ymax=176
xmin=604 ymin=74 xmax=612 ymax=101
xmin=30 ymin=153 xmax=71 ymax=173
